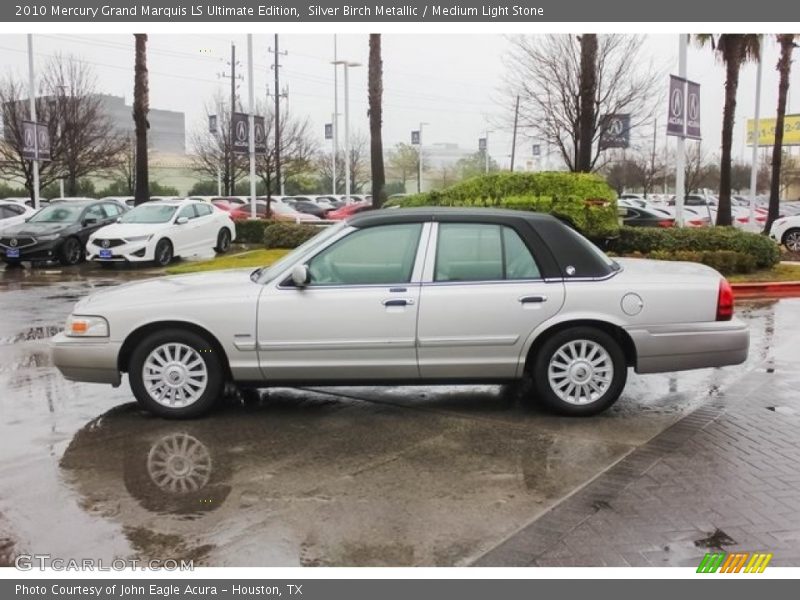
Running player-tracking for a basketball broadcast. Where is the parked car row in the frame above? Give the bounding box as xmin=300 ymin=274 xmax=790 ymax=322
xmin=0 ymin=198 xmax=236 ymax=267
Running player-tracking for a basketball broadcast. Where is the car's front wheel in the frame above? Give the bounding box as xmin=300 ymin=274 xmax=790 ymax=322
xmin=128 ymin=329 xmax=225 ymax=419
xmin=215 ymin=228 xmax=231 ymax=254
xmin=532 ymin=327 xmax=627 ymax=416
xmin=782 ymin=228 xmax=800 ymax=252
xmin=153 ymin=238 xmax=173 ymax=267
xmin=59 ymin=237 xmax=83 ymax=266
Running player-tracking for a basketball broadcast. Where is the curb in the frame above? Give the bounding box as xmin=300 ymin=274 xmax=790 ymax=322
xmin=732 ymin=280 xmax=800 ymax=299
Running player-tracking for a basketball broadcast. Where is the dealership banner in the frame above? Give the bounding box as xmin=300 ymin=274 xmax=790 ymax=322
xmin=599 ymin=113 xmax=631 ymax=150
xmin=666 ymin=75 xmax=686 ymax=138
xmin=747 ymin=114 xmax=800 ymax=147
xmin=686 ymin=80 xmax=701 ymax=139
xmin=1 ymin=0 xmax=797 ymax=22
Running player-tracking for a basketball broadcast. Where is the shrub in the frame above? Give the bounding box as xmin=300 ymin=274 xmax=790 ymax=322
xmin=263 ymin=222 xmax=320 ymax=249
xmin=385 ymin=172 xmax=619 ymax=239
xmin=233 ymin=219 xmax=268 ymax=244
xmin=647 ymin=250 xmax=757 ymax=275
xmin=611 ymin=226 xmax=780 ymax=269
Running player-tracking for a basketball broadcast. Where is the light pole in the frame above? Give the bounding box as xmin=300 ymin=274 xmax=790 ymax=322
xmin=27 ymin=34 xmax=39 ymax=209
xmin=247 ymin=34 xmax=257 ymax=220
xmin=332 ymin=60 xmax=361 ymax=203
xmin=332 ymin=35 xmax=338 ymax=196
xmin=417 ymin=122 xmax=429 ymax=193
xmin=484 ymin=129 xmax=494 ymax=173
xmin=748 ymin=34 xmax=765 ymax=232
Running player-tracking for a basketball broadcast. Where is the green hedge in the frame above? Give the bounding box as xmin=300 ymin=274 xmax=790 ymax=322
xmin=611 ymin=226 xmax=780 ymax=269
xmin=385 ymin=172 xmax=619 ymax=239
xmin=233 ymin=219 xmax=268 ymax=244
xmin=263 ymin=222 xmax=320 ymax=249
xmin=639 ymin=250 xmax=757 ymax=275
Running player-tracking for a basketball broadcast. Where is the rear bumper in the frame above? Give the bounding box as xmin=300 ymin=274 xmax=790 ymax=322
xmin=51 ymin=332 xmax=122 ymax=386
xmin=625 ymin=319 xmax=749 ymax=374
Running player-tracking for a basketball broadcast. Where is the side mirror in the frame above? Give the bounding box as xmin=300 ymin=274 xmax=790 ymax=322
xmin=291 ymin=264 xmax=310 ymax=288
xmin=116 ymin=217 xmax=122 ymax=223
xmin=176 ymin=216 xmax=189 ymax=225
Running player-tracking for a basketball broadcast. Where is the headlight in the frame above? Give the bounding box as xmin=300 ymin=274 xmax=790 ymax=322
xmin=124 ymin=235 xmax=153 ymax=243
xmin=37 ymin=234 xmax=60 ymax=241
xmin=65 ymin=315 xmax=109 ymax=337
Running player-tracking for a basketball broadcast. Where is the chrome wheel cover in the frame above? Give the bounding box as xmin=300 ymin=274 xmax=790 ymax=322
xmin=547 ymin=339 xmax=613 ymax=405
xmin=785 ymin=231 xmax=800 ymax=252
xmin=146 ymin=432 xmax=212 ymax=493
xmin=142 ymin=342 xmax=208 ymax=407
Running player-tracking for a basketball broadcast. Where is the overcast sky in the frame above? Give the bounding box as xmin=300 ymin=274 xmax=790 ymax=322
xmin=1 ymin=33 xmax=798 ymax=167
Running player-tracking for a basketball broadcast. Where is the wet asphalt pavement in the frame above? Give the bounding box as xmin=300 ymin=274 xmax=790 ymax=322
xmin=0 ymin=262 xmax=793 ymax=567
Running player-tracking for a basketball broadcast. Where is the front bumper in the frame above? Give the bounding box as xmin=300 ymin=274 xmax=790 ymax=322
xmin=86 ymin=240 xmax=151 ymax=263
xmin=0 ymin=238 xmax=64 ymax=261
xmin=51 ymin=332 xmax=122 ymax=386
xmin=625 ymin=318 xmax=749 ymax=374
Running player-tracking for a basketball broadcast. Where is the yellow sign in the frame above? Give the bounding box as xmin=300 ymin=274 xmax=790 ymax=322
xmin=747 ymin=114 xmax=800 ymax=146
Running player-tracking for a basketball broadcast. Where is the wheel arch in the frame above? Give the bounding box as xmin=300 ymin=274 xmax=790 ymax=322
xmin=521 ymin=318 xmax=638 ymax=376
xmin=118 ymin=320 xmax=233 ymax=381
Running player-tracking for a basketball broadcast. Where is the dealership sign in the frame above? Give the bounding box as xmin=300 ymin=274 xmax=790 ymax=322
xmin=667 ymin=75 xmax=701 ymax=139
xmin=21 ymin=120 xmax=50 ymax=161
xmin=231 ymin=112 xmax=266 ymax=154
xmin=599 ymin=113 xmax=630 ymax=149
xmin=747 ymin=114 xmax=800 ymax=147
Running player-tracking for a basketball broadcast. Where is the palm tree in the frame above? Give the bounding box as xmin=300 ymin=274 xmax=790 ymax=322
xmin=577 ymin=34 xmax=598 ymax=173
xmin=695 ymin=34 xmax=761 ymax=226
xmin=133 ymin=33 xmax=149 ymax=206
xmin=765 ymin=35 xmax=798 ymax=234
xmin=368 ymin=34 xmax=386 ymax=208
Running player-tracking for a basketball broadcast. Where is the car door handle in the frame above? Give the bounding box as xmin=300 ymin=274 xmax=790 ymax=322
xmin=382 ymin=298 xmax=415 ymax=307
xmin=519 ymin=295 xmax=548 ymax=304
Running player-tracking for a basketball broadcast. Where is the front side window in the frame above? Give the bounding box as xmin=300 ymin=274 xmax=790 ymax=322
xmin=307 ymin=223 xmax=422 ymax=285
xmin=434 ymin=223 xmax=541 ymax=282
xmin=176 ymin=205 xmax=197 ymax=220
xmin=84 ymin=204 xmax=109 ymax=221
xmin=196 ymin=203 xmax=213 ymax=217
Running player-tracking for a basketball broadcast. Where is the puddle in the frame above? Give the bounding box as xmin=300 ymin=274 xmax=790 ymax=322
xmin=694 ymin=528 xmax=737 ymax=549
xmin=0 ymin=325 xmax=62 ymax=344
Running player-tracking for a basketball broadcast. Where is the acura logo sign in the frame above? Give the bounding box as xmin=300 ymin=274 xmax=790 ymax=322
xmin=102 ymin=239 xmax=110 ymax=248
xmin=10 ymin=239 xmax=18 ymax=247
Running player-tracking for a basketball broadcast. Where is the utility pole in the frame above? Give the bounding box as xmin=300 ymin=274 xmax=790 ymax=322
xmin=247 ymin=34 xmax=257 ymax=220
xmin=333 ymin=34 xmax=339 ymax=196
xmin=418 ymin=122 xmax=428 ymax=193
xmin=26 ymin=34 xmax=39 ymax=209
xmin=332 ymin=60 xmax=361 ymax=203
xmin=269 ymin=35 xmax=288 ymax=196
xmin=510 ymin=95 xmax=520 ymax=172
xmin=219 ymin=43 xmax=241 ymax=195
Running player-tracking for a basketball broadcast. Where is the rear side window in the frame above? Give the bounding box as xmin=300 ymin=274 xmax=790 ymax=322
xmin=434 ymin=223 xmax=541 ymax=282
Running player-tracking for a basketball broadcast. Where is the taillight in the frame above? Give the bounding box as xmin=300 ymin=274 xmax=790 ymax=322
xmin=716 ymin=278 xmax=734 ymax=321
xmin=657 ymin=219 xmax=675 ymax=227
xmin=687 ymin=219 xmax=704 ymax=226
xmin=737 ymin=217 xmax=749 ymax=223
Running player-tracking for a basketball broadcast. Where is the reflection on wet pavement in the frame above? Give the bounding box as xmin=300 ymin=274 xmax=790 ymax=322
xmin=0 ymin=266 xmax=795 ymax=566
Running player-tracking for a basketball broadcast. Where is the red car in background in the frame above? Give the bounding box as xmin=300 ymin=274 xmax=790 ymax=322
xmin=325 ymin=203 xmax=373 ymax=220
xmin=212 ymin=197 xmax=319 ymax=222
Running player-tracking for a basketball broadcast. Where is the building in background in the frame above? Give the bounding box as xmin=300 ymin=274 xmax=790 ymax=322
xmin=98 ymin=94 xmax=185 ymax=154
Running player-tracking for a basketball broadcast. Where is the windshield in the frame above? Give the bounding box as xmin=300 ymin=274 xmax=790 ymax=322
xmin=120 ymin=204 xmax=178 ymax=224
xmin=28 ymin=204 xmax=83 ymax=223
xmin=253 ymin=222 xmax=347 ymax=283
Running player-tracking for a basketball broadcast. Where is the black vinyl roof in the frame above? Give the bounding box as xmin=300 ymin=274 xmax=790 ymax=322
xmin=347 ymin=206 xmax=561 ymax=228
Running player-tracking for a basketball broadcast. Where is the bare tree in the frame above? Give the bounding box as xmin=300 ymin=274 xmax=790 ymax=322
xmin=387 ymin=143 xmax=419 ymax=189
xmin=504 ymin=34 xmax=661 ymax=172
xmin=0 ymin=54 xmax=125 ymax=199
xmin=317 ymin=132 xmax=370 ymax=194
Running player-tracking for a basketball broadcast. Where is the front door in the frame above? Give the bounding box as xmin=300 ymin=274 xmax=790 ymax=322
xmin=257 ymin=222 xmax=429 ymax=381
xmin=417 ymin=222 xmax=565 ymax=379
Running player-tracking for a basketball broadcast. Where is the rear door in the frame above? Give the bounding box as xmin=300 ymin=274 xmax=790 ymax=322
xmin=417 ymin=222 xmax=565 ymax=379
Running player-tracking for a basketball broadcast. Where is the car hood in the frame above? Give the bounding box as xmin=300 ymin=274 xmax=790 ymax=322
xmin=1 ymin=221 xmax=72 ymax=237
xmin=91 ymin=222 xmax=166 ymax=239
xmin=614 ymin=257 xmax=720 ymax=281
xmin=75 ymin=269 xmax=259 ymax=312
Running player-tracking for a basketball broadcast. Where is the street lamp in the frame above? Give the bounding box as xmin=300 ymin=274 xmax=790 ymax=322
xmin=332 ymin=60 xmax=361 ymax=203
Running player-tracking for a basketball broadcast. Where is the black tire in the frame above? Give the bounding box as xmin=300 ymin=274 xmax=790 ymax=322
xmin=531 ymin=326 xmax=627 ymax=416
xmin=98 ymin=261 xmax=116 ymax=269
xmin=128 ymin=328 xmax=225 ymax=419
xmin=153 ymin=238 xmax=173 ymax=267
xmin=3 ymin=259 xmax=22 ymax=268
xmin=214 ymin=228 xmax=232 ymax=254
xmin=59 ymin=237 xmax=83 ymax=266
xmin=782 ymin=228 xmax=800 ymax=253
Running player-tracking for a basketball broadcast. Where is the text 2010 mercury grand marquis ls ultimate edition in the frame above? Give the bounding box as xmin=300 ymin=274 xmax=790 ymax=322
xmin=52 ymin=208 xmax=749 ymax=418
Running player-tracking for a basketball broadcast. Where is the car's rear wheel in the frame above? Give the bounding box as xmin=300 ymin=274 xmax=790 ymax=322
xmin=532 ymin=327 xmax=627 ymax=416
xmin=215 ymin=228 xmax=231 ymax=254
xmin=59 ymin=237 xmax=83 ymax=266
xmin=128 ymin=329 xmax=224 ymax=419
xmin=782 ymin=228 xmax=800 ymax=252
xmin=153 ymin=239 xmax=173 ymax=267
